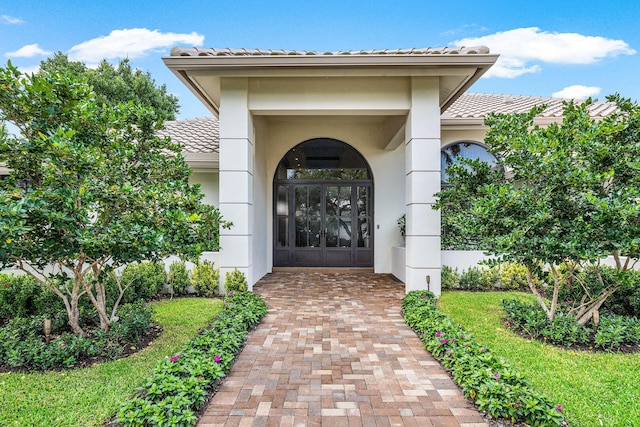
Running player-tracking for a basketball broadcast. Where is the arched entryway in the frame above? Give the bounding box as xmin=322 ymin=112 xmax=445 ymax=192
xmin=273 ymin=138 xmax=373 ymax=267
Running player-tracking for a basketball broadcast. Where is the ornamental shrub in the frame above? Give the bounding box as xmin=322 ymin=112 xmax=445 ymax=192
xmin=502 ymin=299 xmax=640 ymax=350
xmin=498 ymin=262 xmax=529 ymax=290
xmin=225 ymin=268 xmax=248 ymax=293
xmin=0 ymin=274 xmax=41 ymax=321
xmin=0 ymin=301 xmax=154 ymax=370
xmin=119 ymin=261 xmax=166 ymax=302
xmin=191 ymin=260 xmax=220 ymax=297
xmin=168 ymin=261 xmax=190 ymax=295
xmin=116 ymin=291 xmax=267 ymax=426
xmin=441 ymin=266 xmax=460 ymax=291
xmin=402 ymin=291 xmax=564 ymax=426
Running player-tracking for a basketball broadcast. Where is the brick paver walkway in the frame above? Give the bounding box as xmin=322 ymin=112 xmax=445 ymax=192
xmin=198 ymin=272 xmax=487 ymax=427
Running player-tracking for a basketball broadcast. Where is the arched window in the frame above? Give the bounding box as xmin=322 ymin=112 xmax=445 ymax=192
xmin=441 ymin=141 xmax=497 ymax=187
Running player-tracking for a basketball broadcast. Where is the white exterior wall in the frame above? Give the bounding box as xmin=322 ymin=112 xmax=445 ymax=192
xmin=190 ymin=172 xmax=219 ymax=206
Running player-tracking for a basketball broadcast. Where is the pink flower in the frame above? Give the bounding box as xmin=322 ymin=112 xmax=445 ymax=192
xmin=513 ymin=403 xmax=518 ymax=408
xmin=436 ymin=331 xmax=441 ymax=337
xmin=170 ymin=353 xmax=181 ymax=363
xmin=480 ymin=348 xmax=486 ymax=353
xmin=460 ymin=334 xmax=465 ymax=339
xmin=420 ymin=333 xmax=424 ymax=338
xmin=228 ymin=291 xmax=234 ymax=296
xmin=493 ymin=373 xmax=500 ymax=380
xmin=440 ymin=339 xmax=447 ymax=344
xmin=422 ymin=295 xmax=428 ymax=299
xmin=557 ymin=405 xmax=563 ymax=413
xmin=214 ymin=355 xmax=222 ymax=363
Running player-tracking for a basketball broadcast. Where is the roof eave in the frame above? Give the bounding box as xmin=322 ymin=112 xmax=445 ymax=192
xmin=163 ymin=54 xmax=499 ymax=115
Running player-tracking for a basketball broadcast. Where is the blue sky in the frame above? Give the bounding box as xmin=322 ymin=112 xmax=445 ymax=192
xmin=1 ymin=0 xmax=639 ymax=119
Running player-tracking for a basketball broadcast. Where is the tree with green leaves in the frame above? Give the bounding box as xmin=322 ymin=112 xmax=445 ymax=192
xmin=435 ymin=96 xmax=640 ymax=324
xmin=0 ymin=63 xmax=210 ymax=335
xmin=39 ymin=52 xmax=179 ymax=121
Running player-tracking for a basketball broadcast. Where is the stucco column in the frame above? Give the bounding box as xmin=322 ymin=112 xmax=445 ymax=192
xmin=405 ymin=77 xmax=441 ymax=294
xmin=218 ymin=78 xmax=255 ymax=291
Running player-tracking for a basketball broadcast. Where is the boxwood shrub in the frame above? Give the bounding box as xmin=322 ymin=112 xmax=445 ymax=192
xmin=402 ymin=290 xmax=564 ymax=426
xmin=116 ymin=291 xmax=267 ymax=426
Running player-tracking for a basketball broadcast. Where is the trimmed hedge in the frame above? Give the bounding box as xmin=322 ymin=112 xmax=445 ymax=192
xmin=402 ymin=290 xmax=564 ymax=426
xmin=115 ymin=291 xmax=267 ymax=426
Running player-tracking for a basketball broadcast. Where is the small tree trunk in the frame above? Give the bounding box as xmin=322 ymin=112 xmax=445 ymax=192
xmin=67 ymin=292 xmax=86 ymax=335
xmin=526 ymin=266 xmax=553 ymax=318
xmin=548 ymin=265 xmax=561 ymax=321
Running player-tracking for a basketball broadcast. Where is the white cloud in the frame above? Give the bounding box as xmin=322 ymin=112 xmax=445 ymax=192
xmin=1 ymin=14 xmax=24 ymax=25
xmin=68 ymin=28 xmax=204 ymax=62
xmin=452 ymin=27 xmax=636 ymax=78
xmin=6 ymin=44 xmax=52 ymax=58
xmin=552 ymin=85 xmax=601 ymax=99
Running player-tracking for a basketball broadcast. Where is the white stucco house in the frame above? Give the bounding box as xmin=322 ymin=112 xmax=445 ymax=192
xmin=161 ymin=45 xmax=618 ymax=295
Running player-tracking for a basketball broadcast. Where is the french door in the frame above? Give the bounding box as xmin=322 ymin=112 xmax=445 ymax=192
xmin=274 ymin=182 xmax=373 ymax=267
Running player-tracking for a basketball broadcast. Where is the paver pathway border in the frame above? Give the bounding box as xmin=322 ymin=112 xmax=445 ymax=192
xmin=198 ymin=272 xmax=487 ymax=427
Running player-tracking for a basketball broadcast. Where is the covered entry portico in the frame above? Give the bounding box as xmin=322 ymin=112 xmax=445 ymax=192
xmin=164 ymin=46 xmax=497 ymax=294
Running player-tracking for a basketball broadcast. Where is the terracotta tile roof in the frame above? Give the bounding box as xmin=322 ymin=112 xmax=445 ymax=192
xmin=170 ymin=46 xmax=491 ymax=57
xmin=158 ymin=117 xmax=219 ymax=153
xmin=444 ymin=93 xmax=618 ymax=120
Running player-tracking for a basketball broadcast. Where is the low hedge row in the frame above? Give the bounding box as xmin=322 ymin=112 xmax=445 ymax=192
xmin=502 ymin=298 xmax=640 ymax=351
xmin=115 ymin=291 xmax=267 ymax=427
xmin=402 ymin=290 xmax=564 ymax=426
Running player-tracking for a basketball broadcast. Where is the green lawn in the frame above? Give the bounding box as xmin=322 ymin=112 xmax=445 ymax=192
xmin=0 ymin=297 xmax=224 ymax=427
xmin=439 ymin=291 xmax=640 ymax=427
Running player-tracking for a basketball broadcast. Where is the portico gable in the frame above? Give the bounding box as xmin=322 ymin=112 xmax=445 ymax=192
xmin=164 ymin=46 xmax=498 ymax=293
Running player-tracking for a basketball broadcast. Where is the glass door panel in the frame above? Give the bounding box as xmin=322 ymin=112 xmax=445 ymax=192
xmin=357 ymin=186 xmax=371 ymax=248
xmin=295 ymin=185 xmax=321 ymax=247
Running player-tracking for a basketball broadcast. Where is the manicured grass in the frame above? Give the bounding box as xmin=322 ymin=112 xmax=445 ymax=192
xmin=0 ymin=297 xmax=224 ymax=427
xmin=439 ymin=291 xmax=640 ymax=427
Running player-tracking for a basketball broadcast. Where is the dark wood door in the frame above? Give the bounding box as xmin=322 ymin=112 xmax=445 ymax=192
xmin=274 ymin=182 xmax=372 ymax=267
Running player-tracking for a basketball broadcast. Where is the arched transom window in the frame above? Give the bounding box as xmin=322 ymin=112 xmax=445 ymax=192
xmin=440 ymin=141 xmax=497 ymax=187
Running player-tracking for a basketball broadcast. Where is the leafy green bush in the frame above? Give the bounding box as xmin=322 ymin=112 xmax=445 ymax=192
xmin=119 ymin=262 xmax=166 ymax=302
xmin=441 ymin=266 xmax=460 ymax=291
xmin=503 ymin=299 xmax=640 ymax=350
xmin=499 ymin=262 xmax=529 ymax=290
xmin=191 ymin=260 xmax=220 ymax=297
xmin=541 ymin=314 xmax=590 ymax=347
xmin=116 ymin=291 xmax=267 ymax=426
xmin=0 ymin=274 xmax=79 ymax=328
xmin=459 ymin=267 xmax=496 ymax=290
xmin=0 ymin=274 xmax=41 ymax=320
xmin=443 ymin=263 xmax=531 ymax=292
xmin=168 ymin=261 xmax=190 ymax=295
xmin=402 ymin=291 xmax=564 ymax=426
xmin=224 ymin=268 xmax=248 ymax=293
xmin=594 ymin=315 xmax=640 ymax=351
xmin=0 ymin=301 xmax=154 ymax=370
